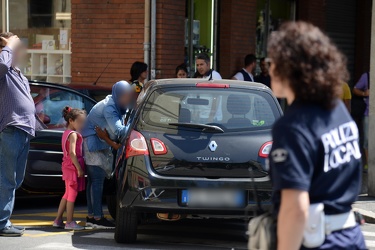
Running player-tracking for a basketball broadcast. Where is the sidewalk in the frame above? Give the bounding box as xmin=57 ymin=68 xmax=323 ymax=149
xmin=353 ymin=195 xmax=375 ymax=224
xmin=353 ymin=173 xmax=375 ymax=223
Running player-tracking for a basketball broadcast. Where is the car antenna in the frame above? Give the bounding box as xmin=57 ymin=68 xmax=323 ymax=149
xmin=93 ymin=59 xmax=112 ymax=85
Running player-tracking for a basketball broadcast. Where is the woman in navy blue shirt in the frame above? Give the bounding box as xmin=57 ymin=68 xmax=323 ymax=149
xmin=268 ymin=22 xmax=365 ymax=249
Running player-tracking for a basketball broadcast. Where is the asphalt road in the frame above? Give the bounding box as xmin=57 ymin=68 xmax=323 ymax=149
xmin=3 ymin=196 xmax=375 ymax=250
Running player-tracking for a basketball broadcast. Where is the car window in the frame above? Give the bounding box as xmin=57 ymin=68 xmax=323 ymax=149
xmin=142 ymin=87 xmax=280 ymax=132
xmin=88 ymin=90 xmax=111 ymax=102
xmin=31 ymin=85 xmax=92 ymax=129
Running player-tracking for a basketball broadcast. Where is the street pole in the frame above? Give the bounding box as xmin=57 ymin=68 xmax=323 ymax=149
xmin=367 ymin=2 xmax=375 ymax=196
xmin=189 ymin=0 xmax=194 ymax=77
xmin=150 ymin=0 xmax=156 ymax=80
xmin=143 ymin=0 xmax=150 ymax=81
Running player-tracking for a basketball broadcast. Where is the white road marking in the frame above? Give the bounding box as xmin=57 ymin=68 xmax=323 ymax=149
xmin=81 ymin=232 xmax=114 ymax=240
xmin=35 ymin=243 xmax=75 ymax=249
xmin=366 ymin=240 xmax=375 ymax=248
xmin=364 ymin=231 xmax=375 ymax=237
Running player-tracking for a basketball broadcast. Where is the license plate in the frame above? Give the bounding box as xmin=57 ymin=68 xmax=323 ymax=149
xmin=181 ymin=189 xmax=245 ymax=208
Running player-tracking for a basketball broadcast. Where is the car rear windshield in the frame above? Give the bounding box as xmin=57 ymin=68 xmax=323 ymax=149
xmin=142 ymin=87 xmax=280 ymax=132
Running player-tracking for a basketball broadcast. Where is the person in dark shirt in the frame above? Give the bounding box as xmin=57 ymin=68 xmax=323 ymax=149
xmin=267 ymin=22 xmax=365 ymax=250
xmin=232 ymin=54 xmax=256 ymax=82
xmin=254 ymin=57 xmax=271 ymax=88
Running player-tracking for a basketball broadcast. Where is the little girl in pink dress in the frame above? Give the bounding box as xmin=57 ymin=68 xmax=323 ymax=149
xmin=53 ymin=107 xmax=86 ymax=230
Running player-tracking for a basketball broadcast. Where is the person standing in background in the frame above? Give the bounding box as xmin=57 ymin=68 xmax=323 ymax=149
xmin=0 ymin=32 xmax=45 ymax=237
xmin=255 ymin=57 xmax=271 ymax=88
xmin=175 ymin=63 xmax=188 ymax=78
xmin=232 ymin=54 xmax=256 ymax=82
xmin=353 ymin=72 xmax=370 ymax=170
xmin=130 ymin=62 xmax=148 ymax=98
xmin=194 ymin=53 xmax=222 ymax=80
xmin=341 ymin=82 xmax=352 ymax=112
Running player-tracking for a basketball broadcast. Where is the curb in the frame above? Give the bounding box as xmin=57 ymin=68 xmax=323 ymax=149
xmin=353 ymin=207 xmax=375 ymax=224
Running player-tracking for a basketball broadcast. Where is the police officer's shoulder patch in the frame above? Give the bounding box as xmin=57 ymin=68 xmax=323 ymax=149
xmin=271 ymin=148 xmax=288 ymax=163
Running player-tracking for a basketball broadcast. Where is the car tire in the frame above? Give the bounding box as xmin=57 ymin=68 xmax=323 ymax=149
xmin=106 ymin=195 xmax=117 ymax=220
xmin=114 ymin=205 xmax=138 ymax=243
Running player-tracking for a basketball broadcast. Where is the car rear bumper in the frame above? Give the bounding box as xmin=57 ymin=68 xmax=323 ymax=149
xmin=120 ymin=187 xmax=271 ymax=217
xmin=118 ymin=157 xmax=272 ymax=217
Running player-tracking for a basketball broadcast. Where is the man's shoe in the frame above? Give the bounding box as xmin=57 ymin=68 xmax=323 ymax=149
xmin=92 ymin=217 xmax=115 ymax=229
xmin=86 ymin=217 xmax=95 ymax=227
xmin=13 ymin=225 xmax=25 ymax=231
xmin=0 ymin=226 xmax=24 ymax=237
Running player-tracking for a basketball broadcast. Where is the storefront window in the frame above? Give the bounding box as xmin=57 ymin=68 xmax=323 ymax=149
xmin=256 ymin=0 xmax=295 ymax=58
xmin=8 ymin=0 xmax=72 ymax=84
xmin=185 ymin=0 xmax=217 ymax=76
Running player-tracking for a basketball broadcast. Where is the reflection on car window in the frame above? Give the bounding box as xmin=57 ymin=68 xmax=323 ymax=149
xmin=31 ymin=86 xmax=87 ymax=129
xmin=143 ymin=88 xmax=279 ymax=131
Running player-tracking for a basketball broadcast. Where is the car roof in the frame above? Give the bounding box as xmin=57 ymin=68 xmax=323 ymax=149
xmin=149 ymin=78 xmax=271 ymax=91
xmin=29 ymin=81 xmax=98 ymax=103
xmin=29 ymin=81 xmax=112 ymax=91
xmin=69 ymin=83 xmax=112 ymax=91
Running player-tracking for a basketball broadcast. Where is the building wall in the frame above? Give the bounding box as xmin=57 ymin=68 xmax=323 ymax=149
xmin=70 ymin=0 xmax=371 ymax=85
xmin=155 ymin=0 xmax=186 ymax=79
xmin=325 ymin=0 xmax=356 ymax=84
xmin=297 ymin=0 xmax=372 ymax=85
xmin=218 ymin=0 xmax=257 ymax=79
xmin=296 ymin=0 xmax=326 ymax=30
xmin=71 ymin=0 xmax=145 ymax=85
xmin=355 ymin=0 xmax=372 ymax=81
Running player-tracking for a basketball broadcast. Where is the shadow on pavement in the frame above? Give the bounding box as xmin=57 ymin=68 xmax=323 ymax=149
xmin=70 ymin=219 xmax=248 ymax=250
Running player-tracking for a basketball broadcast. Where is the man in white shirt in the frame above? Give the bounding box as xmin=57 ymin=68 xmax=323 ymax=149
xmin=189 ymin=53 xmax=222 ymax=121
xmin=194 ymin=53 xmax=222 ymax=80
xmin=232 ymin=54 xmax=256 ymax=81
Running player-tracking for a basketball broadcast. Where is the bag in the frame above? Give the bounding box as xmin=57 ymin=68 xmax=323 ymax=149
xmin=302 ymin=203 xmax=325 ymax=248
xmin=247 ymin=167 xmax=277 ymax=250
xmin=248 ymin=212 xmax=277 ymax=250
xmin=103 ymin=149 xmax=117 ymax=195
xmin=98 ymin=148 xmax=114 ymax=178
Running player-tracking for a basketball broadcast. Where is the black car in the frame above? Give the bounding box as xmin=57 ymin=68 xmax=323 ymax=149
xmin=111 ymin=79 xmax=282 ymax=243
xmin=21 ymin=81 xmax=111 ymax=194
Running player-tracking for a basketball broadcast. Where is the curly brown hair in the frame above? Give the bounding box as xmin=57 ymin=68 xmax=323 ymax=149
xmin=267 ymin=21 xmax=349 ymax=109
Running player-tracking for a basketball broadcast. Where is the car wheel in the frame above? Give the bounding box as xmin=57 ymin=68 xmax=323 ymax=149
xmin=114 ymin=205 xmax=138 ymax=243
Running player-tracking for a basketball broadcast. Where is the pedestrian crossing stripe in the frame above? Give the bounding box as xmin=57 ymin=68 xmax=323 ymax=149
xmin=363 ymin=231 xmax=375 ymax=237
xmin=366 ymin=240 xmax=375 ymax=248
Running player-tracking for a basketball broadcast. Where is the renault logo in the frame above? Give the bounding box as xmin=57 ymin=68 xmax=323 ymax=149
xmin=208 ymin=141 xmax=218 ymax=152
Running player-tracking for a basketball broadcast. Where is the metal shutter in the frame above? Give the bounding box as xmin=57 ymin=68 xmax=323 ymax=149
xmin=325 ymin=0 xmax=356 ymax=83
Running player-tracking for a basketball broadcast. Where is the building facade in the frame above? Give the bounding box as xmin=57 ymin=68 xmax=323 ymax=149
xmin=0 ymin=0 xmax=372 ymax=86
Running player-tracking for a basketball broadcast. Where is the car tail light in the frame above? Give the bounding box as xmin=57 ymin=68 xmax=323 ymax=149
xmin=126 ymin=130 xmax=149 ymax=159
xmin=150 ymin=138 xmax=168 ymax=155
xmin=259 ymin=141 xmax=273 ymax=158
xmin=196 ymin=83 xmax=230 ymax=88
